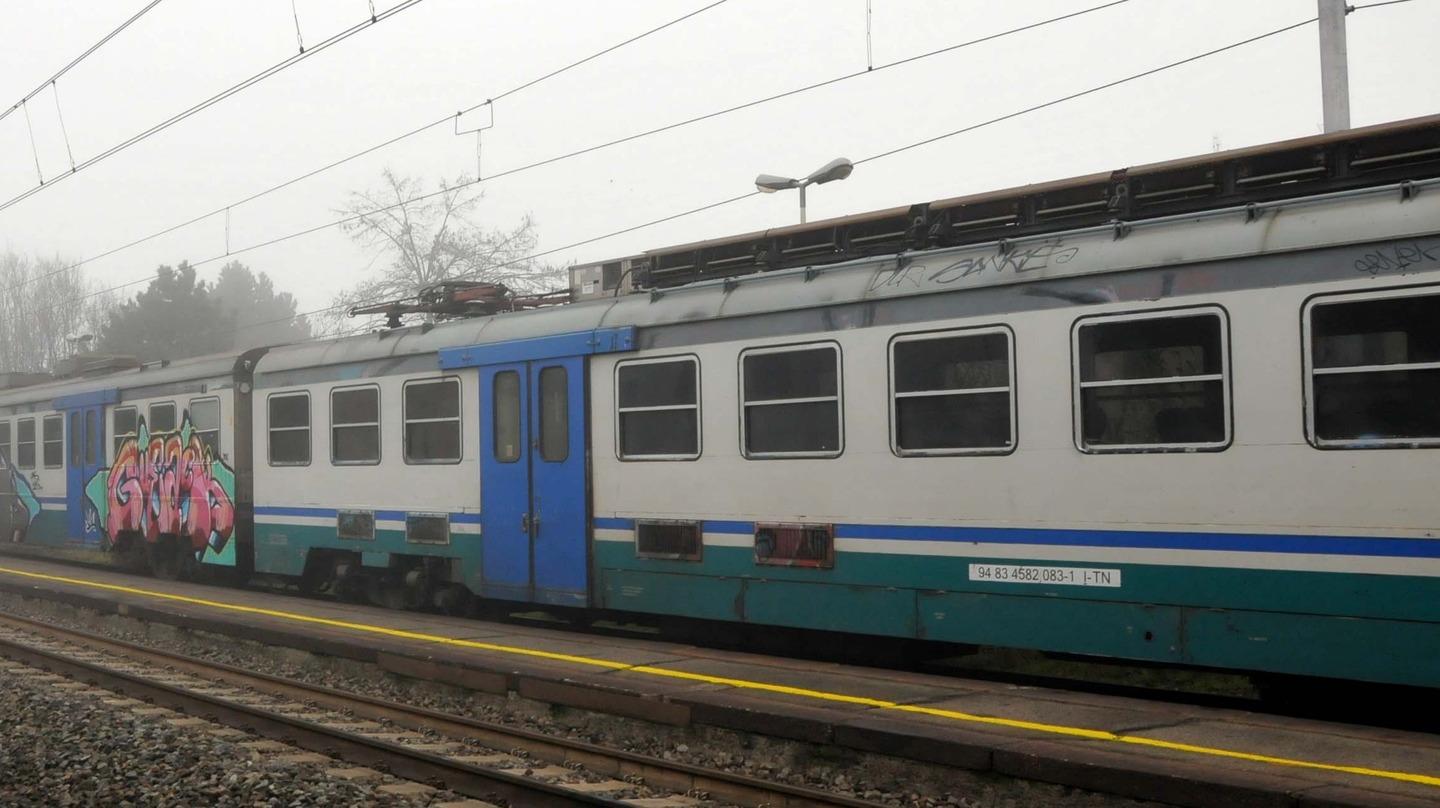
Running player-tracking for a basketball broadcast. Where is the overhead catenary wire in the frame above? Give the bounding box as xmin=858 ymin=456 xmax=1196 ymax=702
xmin=13 ymin=0 xmax=1115 ymax=296
xmin=0 ymin=0 xmax=430 ymax=217
xmin=0 ymin=0 xmax=166 ymax=127
xmin=8 ymin=0 xmax=738 ymax=294
xmin=48 ymin=14 xmax=1321 ymax=346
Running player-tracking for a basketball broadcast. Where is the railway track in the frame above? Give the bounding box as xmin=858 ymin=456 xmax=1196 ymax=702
xmin=0 ymin=610 xmax=881 ymax=808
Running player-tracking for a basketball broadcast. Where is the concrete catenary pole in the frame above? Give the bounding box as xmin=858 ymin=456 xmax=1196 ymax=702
xmin=1317 ymin=0 xmax=1351 ymax=133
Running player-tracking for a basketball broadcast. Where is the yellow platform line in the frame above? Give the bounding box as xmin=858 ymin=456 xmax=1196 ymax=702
xmin=2 ymin=564 xmax=1438 ymax=789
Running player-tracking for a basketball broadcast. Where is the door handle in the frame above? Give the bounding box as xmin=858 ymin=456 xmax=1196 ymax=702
xmin=520 ymin=512 xmax=540 ymax=535
xmin=520 ymin=513 xmax=530 ymax=534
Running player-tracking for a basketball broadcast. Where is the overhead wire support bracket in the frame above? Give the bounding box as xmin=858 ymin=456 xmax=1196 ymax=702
xmin=21 ymin=100 xmax=44 ymax=185
xmin=51 ymin=81 xmax=77 ymax=172
xmin=454 ymin=102 xmax=495 ymax=181
xmin=291 ymin=0 xmax=306 ymax=53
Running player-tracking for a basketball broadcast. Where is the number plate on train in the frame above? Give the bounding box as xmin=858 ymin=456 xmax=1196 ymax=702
xmin=968 ymin=564 xmax=1121 ymax=587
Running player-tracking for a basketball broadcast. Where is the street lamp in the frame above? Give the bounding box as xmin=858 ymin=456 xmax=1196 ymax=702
xmin=755 ymin=157 xmax=853 ymax=224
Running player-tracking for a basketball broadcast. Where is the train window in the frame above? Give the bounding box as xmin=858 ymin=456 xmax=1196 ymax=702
xmin=43 ymin=415 xmax=64 ymax=468
xmin=891 ymin=328 xmax=1014 ymax=455
xmin=16 ymin=419 xmax=35 ymax=469
xmin=740 ymin=343 xmax=842 ymax=458
xmin=85 ymin=411 xmax=98 ymax=465
xmin=69 ymin=412 xmax=81 ymax=466
xmin=268 ymin=392 xmax=311 ymax=466
xmin=0 ymin=421 xmax=9 ymax=464
xmin=189 ymin=397 xmax=221 ymax=456
xmin=615 ymin=356 xmax=700 ymax=460
xmin=1073 ymin=308 xmax=1229 ymax=452
xmin=538 ymin=367 xmax=568 ymax=462
xmin=113 ymin=407 xmax=137 ymax=456
xmin=404 ymin=377 xmax=461 ymax=464
xmin=1306 ymin=290 xmax=1440 ymax=447
xmin=148 ymin=402 xmax=177 ymax=434
xmin=493 ymin=372 xmax=521 ymax=463
xmin=330 ymin=386 xmax=380 ymax=465
xmin=635 ymin=520 xmax=702 ymax=561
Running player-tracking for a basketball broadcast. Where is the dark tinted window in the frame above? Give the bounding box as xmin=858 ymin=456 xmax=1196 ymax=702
xmin=538 ymin=367 xmax=568 ymax=462
xmin=893 ymin=330 xmax=1013 ymax=454
xmin=113 ymin=407 xmax=137 ymax=455
xmin=0 ymin=421 xmax=9 ymax=464
xmin=1077 ymin=314 xmax=1222 ymax=382
xmin=148 ymin=402 xmax=177 ymax=434
xmin=742 ymin=345 xmax=841 ymax=457
xmin=190 ymin=398 xmax=220 ymax=456
xmin=405 ymin=379 xmax=460 ymax=463
xmin=1076 ymin=311 xmax=1227 ymax=450
xmin=85 ymin=411 xmax=98 ymax=465
xmin=743 ymin=348 xmax=838 ymax=402
xmin=43 ymin=415 xmax=63 ymax=468
xmin=69 ymin=412 xmax=81 ymax=466
xmin=268 ymin=393 xmax=310 ymax=465
xmin=16 ymin=419 xmax=36 ymax=469
xmin=1310 ymin=293 xmax=1440 ymax=445
xmin=331 ymin=387 xmax=379 ymax=465
xmin=617 ymin=358 xmax=700 ymax=459
xmin=493 ymin=372 xmax=521 ymax=463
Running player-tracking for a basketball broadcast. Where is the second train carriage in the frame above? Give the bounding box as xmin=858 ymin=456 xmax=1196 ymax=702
xmin=1 ymin=116 xmax=1438 ymax=687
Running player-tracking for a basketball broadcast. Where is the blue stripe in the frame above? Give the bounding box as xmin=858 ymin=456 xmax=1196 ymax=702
xmin=36 ymin=497 xmax=67 ymax=505
xmin=597 ymin=517 xmax=1440 ymax=559
xmin=255 ymin=506 xmax=481 ymax=524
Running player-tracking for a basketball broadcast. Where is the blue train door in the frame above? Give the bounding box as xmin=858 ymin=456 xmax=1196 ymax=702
xmin=478 ymin=357 xmax=588 ymax=605
xmin=64 ymin=404 xmax=105 ymax=544
xmin=445 ymin=326 xmax=634 ymax=607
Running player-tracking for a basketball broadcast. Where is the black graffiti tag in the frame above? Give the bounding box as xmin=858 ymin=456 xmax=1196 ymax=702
xmin=1354 ymin=240 xmax=1440 ymax=276
xmin=867 ymin=240 xmax=1080 ymax=292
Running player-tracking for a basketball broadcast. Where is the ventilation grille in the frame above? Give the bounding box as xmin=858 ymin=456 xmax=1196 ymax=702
xmin=406 ymin=513 xmax=450 ymax=545
xmin=635 ymin=520 xmax=702 ymax=561
xmin=754 ymin=522 xmax=834 ymax=568
xmin=337 ymin=510 xmax=374 ymax=541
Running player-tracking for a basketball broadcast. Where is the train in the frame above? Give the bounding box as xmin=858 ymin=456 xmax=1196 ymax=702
xmin=3 ymin=115 xmax=1439 ymax=688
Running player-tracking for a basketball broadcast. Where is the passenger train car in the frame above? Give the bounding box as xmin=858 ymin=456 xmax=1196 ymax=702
xmin=2 ymin=116 xmax=1439 ymax=687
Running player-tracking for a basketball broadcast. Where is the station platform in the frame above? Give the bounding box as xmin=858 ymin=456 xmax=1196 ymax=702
xmin=0 ymin=556 xmax=1437 ymax=808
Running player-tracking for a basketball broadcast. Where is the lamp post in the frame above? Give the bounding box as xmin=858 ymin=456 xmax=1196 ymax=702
xmin=755 ymin=157 xmax=854 ymax=224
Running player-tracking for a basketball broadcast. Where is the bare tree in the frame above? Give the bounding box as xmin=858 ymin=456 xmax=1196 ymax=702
xmin=327 ymin=170 xmax=564 ymax=333
xmin=0 ymin=251 xmax=115 ymax=373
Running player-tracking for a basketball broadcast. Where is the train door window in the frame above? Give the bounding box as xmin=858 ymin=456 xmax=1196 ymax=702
xmin=1073 ymin=308 xmax=1229 ymax=452
xmin=113 ymin=406 xmax=137 ymax=456
xmin=740 ymin=343 xmax=842 ymax=458
xmin=493 ymin=371 xmax=521 ymax=463
xmin=615 ymin=356 xmax=700 ymax=460
xmin=16 ymin=419 xmax=35 ymax=469
xmin=538 ymin=367 xmax=568 ymax=462
xmin=69 ymin=412 xmax=81 ymax=466
xmin=43 ymin=415 xmax=64 ymax=468
xmin=189 ymin=397 xmax=221 ymax=455
xmin=1305 ymin=289 xmax=1440 ymax=447
xmin=331 ymin=386 xmax=380 ymax=465
xmin=404 ymin=377 xmax=460 ymax=464
xmin=85 ymin=411 xmax=99 ymax=465
xmin=891 ymin=327 xmax=1015 ymax=455
xmin=148 ymin=401 xmax=176 ymax=434
xmin=268 ymin=392 xmax=311 ymax=466
xmin=0 ymin=421 xmax=9 ymax=464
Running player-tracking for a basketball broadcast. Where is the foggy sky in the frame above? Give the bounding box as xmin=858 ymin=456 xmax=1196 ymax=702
xmin=1 ymin=0 xmax=1436 ymax=315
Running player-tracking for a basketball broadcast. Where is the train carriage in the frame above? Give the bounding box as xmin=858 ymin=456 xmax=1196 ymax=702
xmin=2 ymin=115 xmax=1439 ymax=689
xmin=0 ymin=351 xmax=262 ymax=575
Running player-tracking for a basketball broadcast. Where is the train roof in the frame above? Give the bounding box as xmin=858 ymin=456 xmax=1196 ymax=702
xmin=0 ymin=351 xmax=248 ymax=409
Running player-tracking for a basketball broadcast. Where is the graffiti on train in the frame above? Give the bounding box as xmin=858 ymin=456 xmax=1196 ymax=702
xmin=869 ymin=237 xmax=1081 ymax=292
xmin=84 ymin=414 xmax=238 ymax=566
xmin=0 ymin=448 xmax=42 ymax=543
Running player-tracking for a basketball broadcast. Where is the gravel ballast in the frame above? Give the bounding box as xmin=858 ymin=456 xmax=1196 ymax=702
xmin=0 ymin=661 xmax=464 ymax=807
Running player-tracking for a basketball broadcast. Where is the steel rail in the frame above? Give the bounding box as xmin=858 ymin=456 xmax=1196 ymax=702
xmin=0 ymin=610 xmax=881 ymax=808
